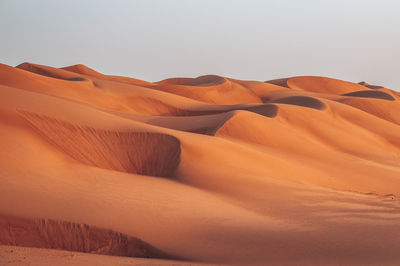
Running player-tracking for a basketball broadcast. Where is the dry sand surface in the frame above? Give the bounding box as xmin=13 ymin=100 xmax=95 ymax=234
xmin=0 ymin=245 xmax=211 ymax=266
xmin=0 ymin=62 xmax=400 ymax=265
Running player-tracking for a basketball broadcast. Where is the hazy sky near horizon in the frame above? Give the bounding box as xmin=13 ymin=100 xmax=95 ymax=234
xmin=1 ymin=0 xmax=399 ymax=89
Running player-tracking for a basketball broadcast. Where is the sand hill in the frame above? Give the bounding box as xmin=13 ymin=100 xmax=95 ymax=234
xmin=0 ymin=62 xmax=399 ymax=265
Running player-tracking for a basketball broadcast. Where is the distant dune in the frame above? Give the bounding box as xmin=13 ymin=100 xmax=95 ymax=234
xmin=0 ymin=62 xmax=400 ymax=265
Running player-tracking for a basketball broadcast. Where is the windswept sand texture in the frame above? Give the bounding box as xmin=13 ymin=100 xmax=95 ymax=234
xmin=19 ymin=111 xmax=181 ymax=177
xmin=0 ymin=214 xmax=170 ymax=258
xmin=1 ymin=62 xmax=400 ymax=265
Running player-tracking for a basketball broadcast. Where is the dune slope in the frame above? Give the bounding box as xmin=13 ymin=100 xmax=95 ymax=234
xmin=0 ymin=214 xmax=170 ymax=259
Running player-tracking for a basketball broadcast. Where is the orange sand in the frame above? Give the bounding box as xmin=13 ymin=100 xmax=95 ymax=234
xmin=0 ymin=62 xmax=400 ymax=265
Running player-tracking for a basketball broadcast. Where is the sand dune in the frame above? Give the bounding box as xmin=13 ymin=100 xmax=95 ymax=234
xmin=1 ymin=63 xmax=400 ymax=265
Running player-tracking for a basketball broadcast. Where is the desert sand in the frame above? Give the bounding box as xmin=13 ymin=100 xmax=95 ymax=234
xmin=0 ymin=62 xmax=399 ymax=265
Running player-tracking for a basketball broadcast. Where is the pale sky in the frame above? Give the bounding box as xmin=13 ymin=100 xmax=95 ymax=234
xmin=0 ymin=0 xmax=399 ymax=89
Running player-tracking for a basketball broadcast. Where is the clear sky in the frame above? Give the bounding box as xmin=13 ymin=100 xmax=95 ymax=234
xmin=1 ymin=0 xmax=399 ymax=89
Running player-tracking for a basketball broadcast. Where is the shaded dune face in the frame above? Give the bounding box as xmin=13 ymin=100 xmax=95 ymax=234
xmin=342 ymin=90 xmax=395 ymax=101
xmin=182 ymin=75 xmax=226 ymax=86
xmin=265 ymin=78 xmax=290 ymax=88
xmin=65 ymin=77 xmax=88 ymax=82
xmin=18 ymin=111 xmax=181 ymax=178
xmin=0 ymin=214 xmax=170 ymax=259
xmin=238 ymin=104 xmax=278 ymax=117
xmin=270 ymin=96 xmax=326 ymax=110
xmin=131 ymin=100 xmax=277 ymax=117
